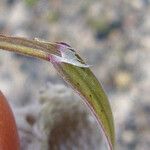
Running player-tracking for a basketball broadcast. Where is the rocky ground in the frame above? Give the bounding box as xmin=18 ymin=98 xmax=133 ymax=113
xmin=0 ymin=0 xmax=150 ymax=150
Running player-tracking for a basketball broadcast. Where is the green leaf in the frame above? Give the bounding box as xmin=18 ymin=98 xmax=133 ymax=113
xmin=49 ymin=43 xmax=115 ymax=150
xmin=0 ymin=35 xmax=115 ymax=149
xmin=52 ymin=63 xmax=115 ymax=150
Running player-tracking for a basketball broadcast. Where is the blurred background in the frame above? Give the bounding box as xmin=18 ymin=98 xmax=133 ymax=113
xmin=0 ymin=0 xmax=150 ymax=150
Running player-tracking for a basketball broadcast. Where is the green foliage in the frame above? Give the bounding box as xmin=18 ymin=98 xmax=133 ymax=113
xmin=0 ymin=35 xmax=115 ymax=150
xmin=54 ymin=62 xmax=115 ymax=149
xmin=24 ymin=0 xmax=38 ymax=6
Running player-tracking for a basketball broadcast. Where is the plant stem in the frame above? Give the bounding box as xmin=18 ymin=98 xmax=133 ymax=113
xmin=0 ymin=41 xmax=49 ymax=61
xmin=0 ymin=35 xmax=60 ymax=61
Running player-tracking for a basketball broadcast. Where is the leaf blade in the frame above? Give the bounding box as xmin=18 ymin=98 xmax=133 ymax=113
xmin=52 ymin=62 xmax=115 ymax=150
xmin=0 ymin=35 xmax=115 ymax=149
